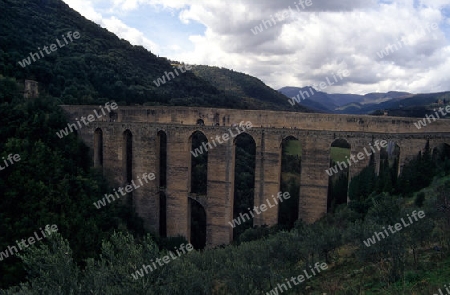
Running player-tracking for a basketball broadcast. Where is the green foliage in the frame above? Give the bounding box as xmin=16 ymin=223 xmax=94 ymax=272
xmin=190 ymin=201 xmax=206 ymax=250
xmin=328 ymin=142 xmax=351 ymax=213
xmin=348 ymin=164 xmax=377 ymax=204
xmin=283 ymin=139 xmax=302 ymax=156
xmin=349 ymin=141 xmax=450 ymax=219
xmin=0 ymin=1 xmax=313 ymax=112
xmin=191 ymin=65 xmax=311 ymax=112
xmin=16 ymin=232 xmax=80 ymax=294
xmin=330 ymin=146 xmax=351 ymax=163
xmin=190 ymin=132 xmax=208 ymax=195
xmin=0 ymin=96 xmax=142 ymax=288
xmin=0 ymin=77 xmax=22 ymax=103
xmin=395 ymin=140 xmax=436 ymax=197
xmin=238 ymin=226 xmax=271 ymax=243
xmin=233 ymin=134 xmax=256 ymax=239
xmin=415 ymin=192 xmax=426 ymax=207
xmin=156 ymin=235 xmax=189 ymax=251
xmin=279 ymin=139 xmax=301 ymax=228
xmin=3 ymin=174 xmax=450 ymax=294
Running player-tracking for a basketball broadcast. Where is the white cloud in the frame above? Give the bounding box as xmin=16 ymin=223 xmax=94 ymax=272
xmin=101 ymin=17 xmax=159 ymax=52
xmin=63 ymin=0 xmax=450 ymax=94
xmin=63 ymin=0 xmax=103 ymax=23
xmin=62 ymin=0 xmax=159 ymax=53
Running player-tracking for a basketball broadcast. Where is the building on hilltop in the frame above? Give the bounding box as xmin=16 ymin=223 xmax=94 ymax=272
xmin=24 ymin=80 xmax=39 ymax=99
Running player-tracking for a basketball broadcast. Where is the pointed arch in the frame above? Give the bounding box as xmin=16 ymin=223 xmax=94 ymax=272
xmin=327 ymin=138 xmax=351 ymax=213
xmin=279 ymin=135 xmax=301 ymax=228
xmin=122 ymin=130 xmax=133 ymax=206
xmin=189 ymin=131 xmax=208 ymax=195
xmin=190 ymin=198 xmax=206 ymax=249
xmin=94 ymin=128 xmax=103 ymax=168
xmin=232 ymin=132 xmax=256 ymax=239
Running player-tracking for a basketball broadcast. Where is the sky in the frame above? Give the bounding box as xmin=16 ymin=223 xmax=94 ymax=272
xmin=61 ymin=0 xmax=450 ymax=95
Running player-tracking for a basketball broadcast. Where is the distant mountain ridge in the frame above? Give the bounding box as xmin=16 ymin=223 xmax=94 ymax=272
xmin=278 ymin=86 xmax=449 ymax=116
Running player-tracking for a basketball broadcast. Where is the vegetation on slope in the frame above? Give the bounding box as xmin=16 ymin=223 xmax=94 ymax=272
xmin=2 ymin=155 xmax=450 ymax=294
xmin=191 ymin=65 xmax=309 ymax=111
xmin=0 ymin=84 xmax=140 ymax=288
xmin=0 ymin=0 xmax=311 ymax=112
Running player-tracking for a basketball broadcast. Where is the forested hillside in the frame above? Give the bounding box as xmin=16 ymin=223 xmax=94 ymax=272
xmin=191 ymin=65 xmax=309 ymax=111
xmin=0 ymin=0 xmax=310 ymax=112
xmin=0 ymin=84 xmax=146 ymax=288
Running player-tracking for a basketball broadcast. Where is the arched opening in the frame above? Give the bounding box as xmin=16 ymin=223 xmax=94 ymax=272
xmin=327 ymin=139 xmax=351 ymax=213
xmin=433 ymin=143 xmax=450 ymax=161
xmin=157 ymin=131 xmax=167 ymax=189
xmin=214 ymin=113 xmax=220 ymax=126
xmin=279 ymin=136 xmax=301 ymax=229
xmin=189 ymin=198 xmax=206 ymax=249
xmin=159 ymin=191 xmax=167 ymax=237
xmin=94 ymin=128 xmax=103 ymax=168
xmin=233 ymin=133 xmax=256 ymax=239
xmin=432 ymin=143 xmax=450 ymax=173
xmin=378 ymin=141 xmax=400 ymax=191
xmin=190 ymin=131 xmax=208 ymax=195
xmin=157 ymin=130 xmax=167 ymax=237
xmin=196 ymin=119 xmax=204 ymax=126
xmin=123 ymin=130 xmax=133 ymax=205
xmin=110 ymin=111 xmax=118 ymax=122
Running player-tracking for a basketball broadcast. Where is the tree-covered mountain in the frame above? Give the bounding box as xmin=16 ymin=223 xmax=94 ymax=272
xmin=279 ymin=87 xmax=412 ymax=113
xmin=190 ymin=65 xmax=309 ymax=111
xmin=278 ymin=86 xmax=338 ymax=112
xmin=0 ymin=0 xmax=311 ymax=112
xmin=367 ymin=91 xmax=450 ymax=117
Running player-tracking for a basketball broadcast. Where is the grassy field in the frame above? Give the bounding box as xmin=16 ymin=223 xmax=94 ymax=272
xmin=303 ymin=242 xmax=450 ymax=294
xmin=330 ymin=146 xmax=351 ymax=163
xmin=285 ymin=139 xmax=302 ymax=156
xmin=284 ymin=141 xmax=351 ymax=163
xmin=285 ymin=140 xmax=350 ymax=162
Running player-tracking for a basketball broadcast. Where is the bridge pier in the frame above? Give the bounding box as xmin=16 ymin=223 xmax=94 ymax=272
xmin=166 ymin=129 xmax=190 ymax=240
xmin=205 ymin=130 xmax=234 ymax=247
xmin=298 ymin=134 xmax=329 ymax=223
xmin=130 ymin=126 xmax=160 ymax=233
xmin=253 ymin=130 xmax=282 ymax=227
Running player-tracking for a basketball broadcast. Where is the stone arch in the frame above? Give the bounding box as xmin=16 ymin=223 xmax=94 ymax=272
xmin=279 ymin=135 xmax=301 ymax=228
xmin=196 ymin=119 xmax=205 ymax=126
xmin=157 ymin=130 xmax=167 ymax=237
xmin=189 ymin=198 xmax=207 ymax=249
xmin=157 ymin=130 xmax=167 ymax=188
xmin=159 ymin=191 xmax=167 ymax=237
xmin=431 ymin=143 xmax=450 ymax=175
xmin=110 ymin=111 xmax=118 ymax=122
xmin=432 ymin=143 xmax=450 ymax=162
xmin=94 ymin=128 xmax=103 ymax=168
xmin=232 ymin=132 xmax=256 ymax=239
xmin=214 ymin=113 xmax=220 ymax=126
xmin=122 ymin=129 xmax=133 ymax=205
xmin=379 ymin=140 xmax=400 ymax=180
xmin=327 ymin=138 xmax=351 ymax=213
xmin=189 ymin=131 xmax=208 ymax=195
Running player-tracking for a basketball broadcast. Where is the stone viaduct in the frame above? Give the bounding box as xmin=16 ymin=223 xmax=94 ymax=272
xmin=61 ymin=105 xmax=450 ymax=247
